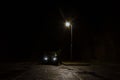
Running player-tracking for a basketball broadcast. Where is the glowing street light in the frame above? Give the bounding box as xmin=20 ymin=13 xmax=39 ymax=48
xmin=65 ymin=21 xmax=73 ymax=60
xmin=65 ymin=21 xmax=71 ymax=27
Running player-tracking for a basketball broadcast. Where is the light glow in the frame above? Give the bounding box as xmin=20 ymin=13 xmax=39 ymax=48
xmin=53 ymin=57 xmax=57 ymax=61
xmin=65 ymin=21 xmax=71 ymax=27
xmin=44 ymin=57 xmax=48 ymax=60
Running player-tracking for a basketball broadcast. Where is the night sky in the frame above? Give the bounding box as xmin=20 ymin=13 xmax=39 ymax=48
xmin=1 ymin=1 xmax=120 ymax=61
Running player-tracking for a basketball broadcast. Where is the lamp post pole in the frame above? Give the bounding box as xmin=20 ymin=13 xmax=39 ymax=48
xmin=65 ymin=21 xmax=73 ymax=60
xmin=70 ymin=25 xmax=72 ymax=61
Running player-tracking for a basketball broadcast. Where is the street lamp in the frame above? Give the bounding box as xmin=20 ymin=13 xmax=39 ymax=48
xmin=65 ymin=21 xmax=71 ymax=27
xmin=65 ymin=21 xmax=73 ymax=60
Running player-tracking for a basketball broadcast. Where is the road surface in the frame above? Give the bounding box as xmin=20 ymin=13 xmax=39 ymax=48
xmin=0 ymin=63 xmax=120 ymax=80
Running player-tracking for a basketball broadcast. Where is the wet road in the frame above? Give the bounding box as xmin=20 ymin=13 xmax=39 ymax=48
xmin=12 ymin=64 xmax=114 ymax=80
xmin=1 ymin=63 xmax=120 ymax=80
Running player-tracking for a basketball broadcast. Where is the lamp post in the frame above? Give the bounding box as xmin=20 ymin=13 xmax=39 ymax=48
xmin=65 ymin=21 xmax=72 ymax=60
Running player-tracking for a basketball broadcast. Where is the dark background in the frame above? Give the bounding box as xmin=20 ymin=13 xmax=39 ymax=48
xmin=1 ymin=1 xmax=120 ymax=62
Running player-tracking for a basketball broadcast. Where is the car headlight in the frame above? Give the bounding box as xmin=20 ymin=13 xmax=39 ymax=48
xmin=44 ymin=57 xmax=48 ymax=61
xmin=53 ymin=57 xmax=57 ymax=61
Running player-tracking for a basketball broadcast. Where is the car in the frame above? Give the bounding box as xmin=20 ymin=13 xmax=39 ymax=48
xmin=41 ymin=52 xmax=60 ymax=65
